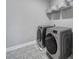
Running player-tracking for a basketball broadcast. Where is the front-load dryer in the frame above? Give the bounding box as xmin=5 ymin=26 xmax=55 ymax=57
xmin=45 ymin=27 xmax=73 ymax=59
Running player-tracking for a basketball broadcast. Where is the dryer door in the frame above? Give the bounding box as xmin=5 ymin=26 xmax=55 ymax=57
xmin=45 ymin=34 xmax=57 ymax=55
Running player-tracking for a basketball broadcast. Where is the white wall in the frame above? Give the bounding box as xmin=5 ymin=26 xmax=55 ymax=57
xmin=6 ymin=0 xmax=73 ymax=48
xmin=6 ymin=0 xmax=49 ymax=48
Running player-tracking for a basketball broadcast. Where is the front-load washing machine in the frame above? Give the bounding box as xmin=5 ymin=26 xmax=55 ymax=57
xmin=37 ymin=25 xmax=55 ymax=50
xmin=45 ymin=27 xmax=73 ymax=59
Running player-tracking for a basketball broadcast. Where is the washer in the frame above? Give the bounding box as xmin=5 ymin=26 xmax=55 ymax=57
xmin=45 ymin=26 xmax=73 ymax=59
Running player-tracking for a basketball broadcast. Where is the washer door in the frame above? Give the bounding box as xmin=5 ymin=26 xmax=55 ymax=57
xmin=37 ymin=29 xmax=42 ymax=47
xmin=45 ymin=34 xmax=57 ymax=55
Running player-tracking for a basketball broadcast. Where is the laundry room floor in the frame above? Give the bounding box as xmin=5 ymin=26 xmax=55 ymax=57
xmin=6 ymin=43 xmax=72 ymax=59
xmin=6 ymin=43 xmax=49 ymax=59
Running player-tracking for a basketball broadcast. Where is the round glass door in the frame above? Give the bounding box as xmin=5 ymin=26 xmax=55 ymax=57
xmin=45 ymin=34 xmax=57 ymax=54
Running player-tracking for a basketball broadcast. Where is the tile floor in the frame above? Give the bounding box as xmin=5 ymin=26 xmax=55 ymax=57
xmin=6 ymin=44 xmax=72 ymax=59
xmin=6 ymin=44 xmax=49 ymax=59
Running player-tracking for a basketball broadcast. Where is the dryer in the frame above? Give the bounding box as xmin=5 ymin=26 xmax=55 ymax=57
xmin=45 ymin=27 xmax=73 ymax=59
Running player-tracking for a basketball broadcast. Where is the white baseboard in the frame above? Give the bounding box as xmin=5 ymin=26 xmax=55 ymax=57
xmin=6 ymin=40 xmax=36 ymax=53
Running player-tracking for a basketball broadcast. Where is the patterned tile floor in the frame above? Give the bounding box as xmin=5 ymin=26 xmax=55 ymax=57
xmin=6 ymin=44 xmax=49 ymax=59
xmin=6 ymin=44 xmax=72 ymax=59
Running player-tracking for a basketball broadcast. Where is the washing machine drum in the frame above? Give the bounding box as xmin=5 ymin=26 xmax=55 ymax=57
xmin=45 ymin=34 xmax=57 ymax=55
